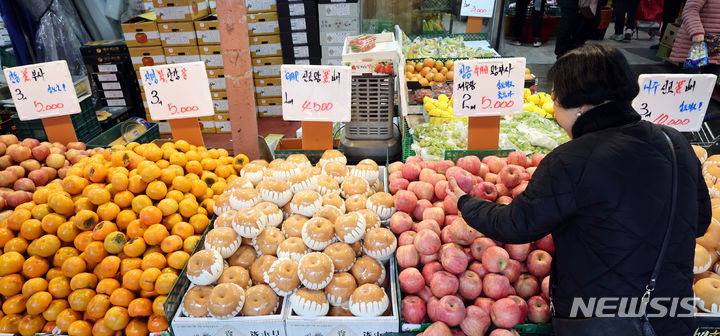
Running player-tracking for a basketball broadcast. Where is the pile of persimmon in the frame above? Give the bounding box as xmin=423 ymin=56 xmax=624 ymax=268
xmin=0 ymin=140 xmax=247 ymax=336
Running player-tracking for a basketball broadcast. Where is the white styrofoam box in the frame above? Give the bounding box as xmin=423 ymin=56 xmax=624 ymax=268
xmin=321 ymin=45 xmax=343 ymax=59
xmin=321 ymin=57 xmax=343 ymax=66
xmin=257 ymin=105 xmax=282 ymax=116
xmin=342 ymin=32 xmax=398 ymax=63
xmin=319 ymin=17 xmax=359 ymax=32
xmin=319 ymin=30 xmax=357 ymax=45
xmin=318 ymin=2 xmax=360 ymax=19
xmin=284 ymin=260 xmax=400 ymax=336
xmin=171 ymin=298 xmax=289 ymax=336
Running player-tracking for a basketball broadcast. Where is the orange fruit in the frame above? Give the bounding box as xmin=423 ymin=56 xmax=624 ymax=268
xmin=85 ymin=294 xmax=111 ymax=320
xmin=0 ymin=227 xmax=14 ymax=248
xmin=92 ymin=221 xmax=118 ymax=241
xmin=97 ymin=203 xmax=120 ymax=221
xmin=19 ymin=219 xmax=42 ymax=240
xmin=139 ymin=268 xmax=161 ymax=292
xmin=74 ymin=210 xmax=98 ymax=231
xmin=109 ymin=288 xmax=135 ymax=307
xmin=56 ymin=222 xmax=80 ymax=243
xmin=154 ymin=272 xmax=177 ymax=295
xmin=126 ymin=220 xmax=148 ymax=239
xmin=32 ymin=188 xmax=51 ymax=205
xmin=67 ymin=320 xmax=92 ymax=336
xmin=17 ymin=314 xmax=45 ymax=336
xmin=61 ymin=256 xmax=86 ymax=278
xmin=0 ymin=251 xmax=24 ymax=276
xmin=167 ymin=251 xmax=190 ymax=270
xmin=143 ymin=224 xmax=169 ymax=246
xmin=48 ymin=276 xmax=71 ymax=298
xmin=160 ymin=235 xmax=183 ymax=253
xmin=103 ymin=307 xmax=130 ymax=331
xmin=141 ymin=252 xmax=167 ymax=270
xmin=26 ymin=291 xmax=52 ymax=315
xmin=170 ymin=222 xmax=194 ymax=240
xmin=68 ymin=288 xmax=95 ymax=311
xmin=4 ymin=237 xmax=28 ymax=254
xmin=7 ymin=209 xmax=31 ymax=231
xmin=21 ymin=277 xmax=48 ymax=297
xmin=0 ymin=274 xmax=24 ymax=297
xmin=128 ymin=298 xmax=153 ymax=317
xmin=104 ymin=232 xmax=126 ymax=254
xmin=96 ymin=278 xmax=120 ymax=296
xmin=39 ymin=213 xmax=65 ymax=235
xmin=95 ymin=256 xmax=120 ymax=279
xmin=3 ymin=294 xmax=28 ymax=314
xmin=114 ymin=191 xmax=134 ymax=209
xmin=22 ymin=256 xmax=49 ymax=278
xmin=43 ymin=299 xmax=69 ymax=321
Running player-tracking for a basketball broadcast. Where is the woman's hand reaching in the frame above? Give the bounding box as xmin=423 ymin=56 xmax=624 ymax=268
xmin=446 ymin=178 xmax=467 ymax=205
xmin=693 ymin=34 xmax=705 ymax=43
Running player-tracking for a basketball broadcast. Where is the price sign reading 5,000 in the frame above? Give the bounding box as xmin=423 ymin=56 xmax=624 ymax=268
xmin=4 ymin=60 xmax=81 ymax=121
xmin=452 ymin=57 xmax=526 ymax=117
xmin=280 ymin=64 xmax=351 ymax=122
xmin=139 ymin=61 xmax=214 ymax=120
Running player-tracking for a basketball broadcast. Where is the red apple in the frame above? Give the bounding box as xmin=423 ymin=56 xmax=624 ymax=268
xmin=468 ymin=261 xmax=487 ymax=278
xmin=414 ymin=229 xmax=441 ymax=255
xmin=497 ymin=196 xmax=513 ymax=204
xmin=491 ymin=297 xmax=526 ymax=328
xmin=413 ymin=199 xmax=433 ymax=221
xmin=505 ymin=244 xmax=531 ymax=262
xmin=428 ymin=174 xmax=447 ymax=186
xmin=424 ymin=321 xmax=452 ymax=336
xmin=399 ymin=267 xmax=425 ymax=294
xmin=422 ymin=261 xmax=444 ymax=286
xmin=418 ymin=285 xmax=433 ymax=302
xmin=444 ymin=215 xmax=458 ymax=227
xmin=471 ymin=182 xmax=498 ymax=202
xmin=402 ymin=162 xmax=421 ymax=181
xmin=527 ymin=250 xmax=552 ymax=278
xmin=433 ymin=201 xmax=444 ymax=209
xmin=512 ymin=182 xmax=528 ymax=198
xmin=443 ymin=196 xmax=458 ymax=215
xmin=541 ymin=276 xmax=550 ymax=301
xmin=406 ymin=156 xmax=423 ymax=164
xmin=514 ymin=274 xmax=539 ymax=299
xmin=446 ymin=220 xmax=481 ymax=246
xmin=507 ymin=151 xmax=528 ymax=167
xmin=474 ymin=297 xmax=495 ymax=314
xmin=402 ymin=295 xmax=427 ymax=324
xmin=495 ymin=184 xmax=511 ymax=197
xmin=390 ymin=171 xmax=403 ymax=181
xmin=440 ymin=244 xmax=468 ymax=275
xmin=509 ymin=295 xmax=528 ymax=320
xmin=482 ymin=246 xmax=510 ymax=273
xmin=483 ymin=156 xmax=506 ymax=174
xmin=420 ymin=252 xmax=439 ymax=265
xmin=531 ymin=153 xmax=546 ymax=167
xmin=390 ymin=178 xmax=410 ymax=194
xmin=390 ymin=212 xmax=413 ymax=235
xmin=489 ymin=329 xmax=520 ymax=336
xmin=457 ymin=156 xmax=482 ymax=175
xmin=409 ymin=181 xmax=435 ymax=200
xmin=67 ymin=142 xmax=86 ymax=150
xmin=31 ymin=145 xmax=50 ymax=161
xmin=535 ymin=234 xmax=555 ymax=254
xmin=441 ymin=226 xmax=454 ymax=244
xmin=460 ymin=304 xmax=491 ymax=336
xmin=389 ymin=161 xmax=404 ymax=174
xmin=427 ymin=296 xmax=441 ymax=322
xmin=527 ymin=296 xmax=550 ymax=323
xmin=526 ymin=167 xmax=536 ymax=177
xmin=420 ymin=168 xmax=437 ymax=183
xmin=415 ymin=219 xmax=441 ymax=235
xmin=484 ymin=173 xmax=498 ymax=184
xmin=0 ymin=134 xmax=18 ymax=146
xmin=458 ymin=270 xmax=482 ymax=300
xmin=445 ymin=167 xmax=475 ymax=193
xmin=397 ymin=245 xmax=420 ymax=269
xmin=498 ymin=165 xmax=524 ymax=188
xmin=395 ymin=190 xmax=418 ymax=213
xmin=430 ymin=271 xmax=459 ymax=297
xmin=435 ymin=160 xmax=455 ymax=174
xmin=435 ymin=180 xmax=449 ymax=200
xmin=423 ymin=207 xmax=445 ymax=224
xmin=483 ymin=273 xmax=511 ymax=300
xmin=470 ymin=237 xmax=497 ymax=260
xmin=436 ymin=295 xmax=466 ymax=326
xmin=502 ymin=259 xmax=522 ymax=283
xmin=399 ymin=231 xmax=417 ymax=246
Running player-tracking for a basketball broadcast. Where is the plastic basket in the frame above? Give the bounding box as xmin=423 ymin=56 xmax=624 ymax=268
xmin=11 ymin=96 xmax=99 ymax=141
xmin=86 ymin=122 xmax=160 ymax=148
xmin=346 ymin=74 xmax=395 ymax=140
xmin=273 ymin=149 xmax=344 ymax=164
xmin=444 ymin=149 xmax=512 ymax=162
xmin=406 ymin=32 xmax=489 ymax=41
xmin=401 ymin=118 xmax=416 ymax=161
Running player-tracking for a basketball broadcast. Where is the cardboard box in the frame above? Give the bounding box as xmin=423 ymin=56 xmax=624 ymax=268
xmin=250 ymin=35 xmax=283 ymax=58
xmin=319 ymin=30 xmax=356 ymax=45
xmin=252 ymin=56 xmax=283 ymax=78
xmin=257 ymin=105 xmax=282 ymax=116
xmin=248 ymin=12 xmax=280 ymax=36
xmin=143 ymin=0 xmax=154 ymax=11
xmin=153 ymin=0 xmax=209 ymax=22
xmin=342 ymin=32 xmax=397 ymax=63
xmin=122 ymin=13 xmax=161 ymax=47
xmin=199 ymin=116 xmax=216 ymax=133
xmin=279 ymin=16 xmax=318 ymax=33
xmin=212 ymin=91 xmax=228 ymax=112
xmin=129 ymin=46 xmax=166 ymax=70
xmin=280 ymin=31 xmax=320 ymax=48
xmin=318 ymin=2 xmax=360 ymax=19
xmin=319 ymin=16 xmax=359 ymax=32
xmin=159 ymin=21 xmax=197 ymax=46
xmin=209 ymin=0 xmax=216 ymax=13
xmin=277 ymin=1 xmax=317 ymax=17
xmin=283 ymin=44 xmax=321 ymax=62
xmin=194 ymin=16 xmax=220 ymax=44
xmin=163 ymin=46 xmax=201 ymax=64
xmin=661 ymin=23 xmax=679 ymax=46
xmin=321 ymin=45 xmax=342 ymax=59
xmin=214 ymin=112 xmax=231 ymax=132
xmin=81 ymin=39 xmax=129 ymax=57
xmin=247 ymin=0 xmax=277 ymax=13
xmin=199 ymin=45 xmax=223 ymax=68
xmin=292 ymin=58 xmax=321 ymax=65
xmin=254 ymin=77 xmax=281 ymax=98
xmin=250 ymin=34 xmax=281 ymax=45
xmin=207 ymin=68 xmax=226 ymax=91
xmin=322 ymin=56 xmax=342 ymax=66
xmin=256 ymin=97 xmax=281 ymax=106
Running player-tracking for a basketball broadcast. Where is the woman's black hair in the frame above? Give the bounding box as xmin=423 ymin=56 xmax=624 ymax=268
xmin=548 ymin=44 xmax=639 ymax=108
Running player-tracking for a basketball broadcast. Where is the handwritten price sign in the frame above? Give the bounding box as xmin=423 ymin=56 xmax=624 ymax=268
xmin=460 ymin=0 xmax=495 ymax=18
xmin=139 ymin=61 xmax=214 ymax=120
xmin=633 ymin=74 xmax=717 ymax=132
xmin=4 ymin=61 xmax=81 ymax=121
xmin=452 ymin=57 xmax=526 ymax=117
xmin=280 ymin=64 xmax=351 ymax=122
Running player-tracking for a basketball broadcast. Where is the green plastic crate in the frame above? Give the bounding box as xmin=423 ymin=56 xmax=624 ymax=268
xmin=86 ymin=122 xmax=160 ymax=148
xmin=406 ymin=32 xmax=489 ymax=41
xmin=274 ymin=149 xmax=344 ymax=164
xmin=402 ymin=118 xmax=416 ymax=161
xmin=11 ymin=96 xmax=99 ymax=141
xmin=444 ymin=149 xmax=513 ymax=162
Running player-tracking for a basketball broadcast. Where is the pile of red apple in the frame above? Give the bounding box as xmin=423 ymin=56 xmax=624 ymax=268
xmin=388 ymin=152 xmax=554 ymax=336
xmin=0 ymin=134 xmax=96 ymax=217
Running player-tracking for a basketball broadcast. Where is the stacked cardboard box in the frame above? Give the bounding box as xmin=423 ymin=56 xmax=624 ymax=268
xmin=247 ymin=0 xmax=282 ymax=117
xmin=196 ymin=16 xmax=223 ymax=133
xmin=318 ymin=0 xmax=360 ymax=65
xmin=277 ymin=1 xmax=320 ymax=65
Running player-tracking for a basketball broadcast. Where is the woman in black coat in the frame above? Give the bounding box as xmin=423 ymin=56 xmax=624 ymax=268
xmin=447 ymin=44 xmax=711 ymax=335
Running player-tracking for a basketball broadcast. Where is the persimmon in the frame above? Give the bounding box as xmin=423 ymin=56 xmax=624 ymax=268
xmin=169 ymin=152 xmax=188 ymax=167
xmin=62 ymin=176 xmax=88 ymax=195
xmin=97 ymin=202 xmax=120 ymax=221
xmin=84 ymin=241 xmax=108 ymax=263
xmin=109 ymin=172 xmax=129 ymax=191
xmin=122 ymin=269 xmax=142 ymax=291
xmin=167 ymin=251 xmax=190 ymax=270
xmin=73 ymin=231 xmax=94 ymax=252
xmin=170 ymin=222 xmax=194 ymax=240
xmin=46 ymin=267 xmax=64 ymax=281
xmin=127 ymin=220 xmax=148 ymax=239
xmin=139 ymin=164 xmax=161 ymax=184
xmin=111 ymin=151 xmax=130 ymax=167
xmin=68 ymin=288 xmax=95 ymax=311
xmin=7 ymin=209 xmax=31 ymax=231
xmin=126 ymin=317 xmax=149 ymax=336
xmin=162 ymin=213 xmax=183 ymax=229
xmin=171 ymin=175 xmax=191 ymax=193
xmin=160 ymin=235 xmax=183 ymax=253
xmin=27 ymin=234 xmax=61 ymax=257
xmin=48 ymin=276 xmax=71 ymax=298
xmin=40 ymin=213 xmax=65 ymax=234
xmin=166 ymin=190 xmax=184 ymax=203
xmin=128 ymin=298 xmax=153 ymax=317
xmin=61 ymin=256 xmax=86 ymax=278
xmin=154 ymin=272 xmax=177 ymax=295
xmin=0 ymin=251 xmax=24 ymax=276
xmin=128 ymin=175 xmax=148 ymax=194
xmin=70 ymin=272 xmax=97 ymax=290
xmin=26 ymin=291 xmax=52 ymax=315
xmin=87 ymin=186 xmax=111 ymax=205
xmin=189 ymin=213 xmax=210 ymax=234
xmin=0 ymin=227 xmax=14 ymax=248
xmin=86 ymin=163 xmax=108 ymax=183
xmin=211 ymin=181 xmax=226 ymax=196
xmin=96 ymin=256 xmax=121 ymax=279
xmin=4 ymin=237 xmax=28 ymax=254
xmin=15 ymin=202 xmax=37 ymax=212
xmin=104 ymin=306 xmax=130 ymax=331
xmin=141 ymin=252 xmax=167 ymax=270
xmin=0 ymin=314 xmax=21 ymax=333
xmin=190 ymin=179 xmax=208 ymax=197
xmin=22 ymin=256 xmax=50 ymax=279
xmin=132 ymin=195 xmax=153 ymax=214
xmin=32 ymin=188 xmax=51 ymax=205
xmin=157 ymin=199 xmax=178 ymax=217
xmin=139 ymin=268 xmax=161 ymax=292
xmin=152 ymin=296 xmax=166 ymax=316
xmin=85 ymin=294 xmax=111 ymax=320
xmin=109 ymin=287 xmax=135 ymax=307
xmin=104 ymin=232 xmax=126 ymax=254
xmin=186 ymin=160 xmax=203 ymax=175
xmin=73 ymin=197 xmax=95 ymax=212
xmin=21 ymin=277 xmax=48 ymax=297
xmin=143 ymin=224 xmax=169 ymax=245
xmin=43 ymin=299 xmax=69 ymax=321
xmin=67 ymin=320 xmax=92 ymax=336
xmin=183 ymin=235 xmax=201 ymax=254
xmin=17 ymin=314 xmax=45 ymax=336
xmin=19 ymin=219 xmax=42 ymax=240
xmin=116 ymin=209 xmax=136 ymax=230
xmin=55 ymin=308 xmax=81 ymax=332
xmin=92 ymin=318 xmax=115 ymax=336
xmin=56 ymin=222 xmax=80 ymax=242
xmin=0 ymin=274 xmax=23 ymax=296
xmin=91 ymin=221 xmax=117 ymax=241
xmin=215 ymin=164 xmax=234 ymax=178
xmin=113 ymin=191 xmax=134 ymax=209
xmin=179 ymin=198 xmax=199 ymax=218
xmin=74 ymin=210 xmax=98 ymax=231
xmin=53 ymin=247 xmax=79 ymax=267
xmin=31 ymin=204 xmax=51 ymax=220
xmin=96 ymin=278 xmax=120 ymax=296
xmin=120 ymin=258 xmax=143 ymax=275
xmin=3 ymin=294 xmax=28 ymax=314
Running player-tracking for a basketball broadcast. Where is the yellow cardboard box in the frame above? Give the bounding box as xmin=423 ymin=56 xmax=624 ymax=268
xmin=199 ymin=45 xmax=223 ymax=68
xmin=195 ymin=16 xmax=220 ymax=45
xmin=199 ymin=116 xmax=216 ymax=133
xmin=121 ymin=13 xmax=161 ymax=47
xmin=254 ymin=77 xmax=281 ymax=98
xmin=129 ymin=46 xmax=166 ymax=71
xmin=158 ymin=21 xmax=197 ymax=46
xmin=214 ymin=113 xmax=231 ymax=133
xmin=247 ymin=12 xmax=280 ymax=36
xmin=212 ymin=91 xmax=229 ymax=113
xmin=163 ymin=46 xmax=200 ymax=64
xmin=153 ymin=0 xmax=209 ymax=22
xmin=249 ymin=35 xmax=282 ymax=58
xmin=207 ymin=68 xmax=226 ymax=91
xmin=251 ymin=56 xmax=282 ymax=78
xmin=247 ymin=0 xmax=276 ymax=13
xmin=256 ymin=97 xmax=281 ymax=106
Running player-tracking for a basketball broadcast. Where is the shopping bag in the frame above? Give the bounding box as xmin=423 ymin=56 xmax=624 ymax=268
xmin=684 ymin=42 xmax=709 ymax=69
xmin=706 ymin=34 xmax=720 ymax=56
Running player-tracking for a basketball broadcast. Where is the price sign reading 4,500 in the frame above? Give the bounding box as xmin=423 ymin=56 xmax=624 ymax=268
xmin=452 ymin=58 xmax=526 ymax=117
xmin=281 ymin=64 xmax=351 ymax=122
xmin=4 ymin=60 xmax=81 ymax=121
xmin=139 ymin=61 xmax=214 ymax=120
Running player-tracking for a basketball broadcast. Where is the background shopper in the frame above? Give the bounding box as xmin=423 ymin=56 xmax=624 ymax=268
xmin=669 ymin=0 xmax=720 ymax=69
xmin=612 ymin=0 xmax=642 ymax=41
xmin=555 ymin=0 xmax=600 ymax=57
xmin=511 ymin=0 xmax=546 ymax=47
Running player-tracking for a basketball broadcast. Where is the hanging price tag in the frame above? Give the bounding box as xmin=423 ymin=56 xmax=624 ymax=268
xmin=139 ymin=61 xmax=214 ymax=120
xmin=460 ymin=0 xmax=496 ymax=18
xmin=4 ymin=60 xmax=81 ymax=121
xmin=633 ymin=74 xmax=717 ymax=132
xmin=452 ymin=57 xmax=526 ymax=117
xmin=281 ymin=64 xmax=351 ymax=122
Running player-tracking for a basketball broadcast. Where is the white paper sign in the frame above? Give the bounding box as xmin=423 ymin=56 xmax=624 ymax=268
xmin=281 ymin=65 xmax=351 ymax=122
xmin=452 ymin=57 xmax=526 ymax=117
xmin=633 ymin=74 xmax=717 ymax=132
xmin=460 ymin=0 xmax=496 ymax=18
xmin=4 ymin=61 xmax=81 ymax=121
xmin=139 ymin=61 xmax=214 ymax=120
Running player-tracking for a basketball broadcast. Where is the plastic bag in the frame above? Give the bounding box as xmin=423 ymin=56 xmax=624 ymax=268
xmin=684 ymin=42 xmax=709 ymax=69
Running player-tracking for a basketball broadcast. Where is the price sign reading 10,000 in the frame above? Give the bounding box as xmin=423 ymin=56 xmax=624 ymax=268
xmin=452 ymin=57 xmax=526 ymax=117
xmin=139 ymin=61 xmax=214 ymax=121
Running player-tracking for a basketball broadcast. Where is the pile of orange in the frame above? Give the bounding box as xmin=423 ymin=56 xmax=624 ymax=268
xmin=0 ymin=140 xmax=247 ymax=336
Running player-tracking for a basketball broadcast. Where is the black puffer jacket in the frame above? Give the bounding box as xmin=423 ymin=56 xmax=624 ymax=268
xmin=458 ymin=101 xmax=711 ymax=335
